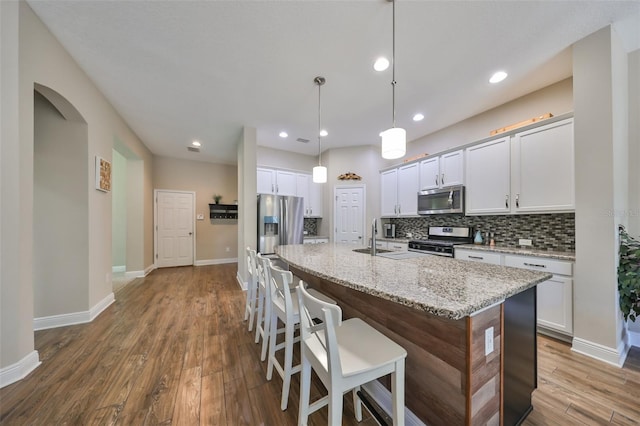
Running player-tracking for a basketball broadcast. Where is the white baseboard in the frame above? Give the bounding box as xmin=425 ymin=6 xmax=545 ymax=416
xmin=572 ymin=337 xmax=627 ymax=367
xmin=236 ymin=271 xmax=247 ymax=291
xmin=0 ymin=350 xmax=41 ymax=389
xmin=125 ymin=264 xmax=155 ymax=279
xmin=195 ymin=257 xmax=238 ymax=266
xmin=361 ymin=380 xmax=425 ymax=426
xmin=33 ymin=292 xmax=115 ymax=331
xmin=629 ymin=330 xmax=640 ymax=348
xmin=112 ymin=265 xmax=125 ymax=273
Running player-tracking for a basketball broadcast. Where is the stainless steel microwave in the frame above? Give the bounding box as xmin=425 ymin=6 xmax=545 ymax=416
xmin=417 ymin=185 xmax=465 ymax=215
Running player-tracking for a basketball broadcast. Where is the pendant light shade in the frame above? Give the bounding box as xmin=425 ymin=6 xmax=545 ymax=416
xmin=312 ymin=165 xmax=327 ymax=183
xmin=381 ymin=127 xmax=406 ymax=160
xmin=381 ymin=0 xmax=406 ymax=160
xmin=313 ymin=76 xmax=327 ymax=183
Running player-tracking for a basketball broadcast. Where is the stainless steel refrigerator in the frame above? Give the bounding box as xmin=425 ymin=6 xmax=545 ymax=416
xmin=257 ymin=194 xmax=304 ymax=254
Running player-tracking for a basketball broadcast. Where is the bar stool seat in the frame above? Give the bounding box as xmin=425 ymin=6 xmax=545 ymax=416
xmin=266 ymin=264 xmax=336 ymax=411
xmin=296 ymin=283 xmax=407 ymax=426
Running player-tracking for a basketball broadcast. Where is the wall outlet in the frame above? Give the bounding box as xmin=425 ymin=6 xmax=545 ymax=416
xmin=196 ymin=213 xmax=204 ymax=220
xmin=485 ymin=327 xmax=494 ymax=356
xmin=519 ymin=238 xmax=532 ymax=247
xmin=225 ymin=247 xmax=230 ymax=252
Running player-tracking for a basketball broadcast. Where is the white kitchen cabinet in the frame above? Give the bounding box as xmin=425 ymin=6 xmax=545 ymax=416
xmin=374 ymin=241 xmax=408 ymax=251
xmin=504 ymin=254 xmax=573 ymax=337
xmin=511 ymin=118 xmax=574 ymax=213
xmin=419 ymin=150 xmax=464 ymax=191
xmin=381 ymin=163 xmax=419 ymax=217
xmin=454 ymin=248 xmax=502 ymax=265
xmin=465 ymin=137 xmax=511 ymax=214
xmin=304 ymin=237 xmax=329 ymax=244
xmin=257 ymin=167 xmax=276 ymax=194
xmin=256 ymin=167 xmax=297 ymax=196
xmin=296 ymin=173 xmax=323 ymax=217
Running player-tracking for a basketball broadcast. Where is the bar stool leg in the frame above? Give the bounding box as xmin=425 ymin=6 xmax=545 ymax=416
xmin=352 ymin=386 xmax=363 ymax=422
xmin=266 ymin=313 xmax=278 ymax=381
xmin=329 ymin=388 xmax=343 ymax=426
xmin=280 ymin=318 xmax=295 ymax=410
xmin=298 ymin=360 xmax=312 ymax=426
xmin=260 ymin=300 xmax=271 ymax=361
xmin=392 ymin=359 xmax=405 ymax=426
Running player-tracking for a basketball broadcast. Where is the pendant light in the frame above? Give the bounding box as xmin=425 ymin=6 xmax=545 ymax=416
xmin=312 ymin=76 xmax=327 ymax=183
xmin=380 ymin=0 xmax=406 ymax=160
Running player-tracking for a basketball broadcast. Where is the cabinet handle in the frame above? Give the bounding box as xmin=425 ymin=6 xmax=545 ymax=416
xmin=272 ymin=183 xmax=275 ymax=193
xmin=524 ymin=262 xmax=546 ymax=268
xmin=505 ymin=195 xmax=509 ymax=209
xmin=392 ymin=245 xmax=402 ymax=249
xmin=469 ymin=255 xmax=484 ymax=260
xmin=276 ymin=184 xmax=279 ymax=193
xmin=398 ymin=205 xmax=401 ymax=215
xmin=435 ymin=175 xmax=438 ymax=186
xmin=516 ymin=194 xmax=520 ymax=208
xmin=441 ymin=173 xmax=445 ymax=185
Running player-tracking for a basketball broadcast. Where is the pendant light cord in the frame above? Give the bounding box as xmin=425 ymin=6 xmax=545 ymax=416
xmin=314 ymin=76 xmax=325 ymax=166
xmin=391 ymin=0 xmax=397 ymax=128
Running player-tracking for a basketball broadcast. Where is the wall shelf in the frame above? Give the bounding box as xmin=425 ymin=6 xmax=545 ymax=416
xmin=209 ymin=203 xmax=238 ymax=219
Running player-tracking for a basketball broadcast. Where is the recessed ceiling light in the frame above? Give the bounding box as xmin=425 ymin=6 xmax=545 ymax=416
xmin=192 ymin=140 xmax=201 ymax=147
xmin=319 ymin=129 xmax=328 ymax=137
xmin=489 ymin=71 xmax=508 ymax=84
xmin=373 ymin=57 xmax=390 ymax=72
xmin=279 ymin=131 xmax=288 ymax=138
xmin=412 ymin=113 xmax=424 ymax=122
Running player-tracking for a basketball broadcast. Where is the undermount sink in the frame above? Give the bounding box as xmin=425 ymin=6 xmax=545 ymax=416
xmin=352 ymin=247 xmax=392 ymax=255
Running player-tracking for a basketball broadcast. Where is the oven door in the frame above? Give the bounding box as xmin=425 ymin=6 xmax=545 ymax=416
xmin=417 ymin=186 xmax=465 ymax=215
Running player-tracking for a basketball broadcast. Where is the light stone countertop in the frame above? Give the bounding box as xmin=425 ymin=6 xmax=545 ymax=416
xmin=276 ymin=243 xmax=551 ymax=320
xmin=457 ymin=244 xmax=575 ymax=261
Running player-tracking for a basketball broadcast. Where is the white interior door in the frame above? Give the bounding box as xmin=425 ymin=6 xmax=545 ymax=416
xmin=334 ymin=186 xmax=365 ymax=244
xmin=155 ymin=190 xmax=194 ymax=267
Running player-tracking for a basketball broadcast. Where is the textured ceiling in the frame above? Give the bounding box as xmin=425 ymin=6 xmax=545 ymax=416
xmin=27 ymin=1 xmax=640 ymax=164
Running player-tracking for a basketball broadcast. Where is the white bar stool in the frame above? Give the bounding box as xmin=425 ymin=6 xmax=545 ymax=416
xmin=254 ymin=253 xmax=272 ymax=361
xmin=243 ymin=247 xmax=259 ymax=332
xmin=296 ymin=283 xmax=407 ymax=426
xmin=266 ymin=264 xmax=336 ymax=411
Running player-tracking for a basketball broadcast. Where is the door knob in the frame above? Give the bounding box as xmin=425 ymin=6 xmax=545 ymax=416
xmin=189 ymin=232 xmax=193 ymax=235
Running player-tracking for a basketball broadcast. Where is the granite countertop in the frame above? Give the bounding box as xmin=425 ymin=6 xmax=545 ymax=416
xmin=276 ymin=243 xmax=551 ymax=320
xmin=457 ymin=244 xmax=575 ymax=261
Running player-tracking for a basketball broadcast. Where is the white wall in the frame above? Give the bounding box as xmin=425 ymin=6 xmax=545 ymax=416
xmin=627 ymin=49 xmax=640 ymax=336
xmin=573 ymin=26 xmax=629 ymax=364
xmin=112 ymin=149 xmax=127 ymax=269
xmin=237 ymin=127 xmax=257 ymax=286
xmin=257 ymin=146 xmax=317 ymax=172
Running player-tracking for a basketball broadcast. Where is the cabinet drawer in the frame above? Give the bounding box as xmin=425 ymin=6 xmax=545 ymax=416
xmin=504 ymin=255 xmax=572 ymax=276
xmin=455 ymin=249 xmax=502 ymax=265
xmin=388 ymin=242 xmax=408 ymax=252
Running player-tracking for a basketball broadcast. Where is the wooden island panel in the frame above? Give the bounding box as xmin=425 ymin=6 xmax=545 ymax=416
xmin=292 ymin=266 xmax=503 ymax=426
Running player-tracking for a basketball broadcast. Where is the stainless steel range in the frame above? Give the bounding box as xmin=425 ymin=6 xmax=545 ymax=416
xmin=408 ymin=226 xmax=474 ymax=257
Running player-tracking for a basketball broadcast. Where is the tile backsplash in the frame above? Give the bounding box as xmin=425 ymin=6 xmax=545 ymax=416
xmin=389 ymin=213 xmax=575 ymax=252
xmin=303 ymin=218 xmax=318 ymax=236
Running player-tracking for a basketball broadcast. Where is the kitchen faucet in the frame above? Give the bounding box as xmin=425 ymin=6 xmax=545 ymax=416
xmin=371 ymin=218 xmax=378 ymax=256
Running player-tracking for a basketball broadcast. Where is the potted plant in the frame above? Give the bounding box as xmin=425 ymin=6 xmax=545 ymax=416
xmin=213 ymin=194 xmax=222 ymax=204
xmin=618 ymin=227 xmax=640 ymax=322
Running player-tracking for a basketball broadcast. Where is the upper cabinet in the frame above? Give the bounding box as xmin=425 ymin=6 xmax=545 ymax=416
xmin=465 ymin=137 xmax=511 ymax=214
xmin=465 ymin=117 xmax=574 ymax=215
xmin=419 ymin=150 xmax=464 ymax=190
xmin=258 ymin=167 xmax=322 ymax=217
xmin=381 ymin=163 xmax=419 ymax=217
xmin=511 ymin=118 xmax=574 ymax=213
xmin=257 ymin=167 xmax=296 ymax=196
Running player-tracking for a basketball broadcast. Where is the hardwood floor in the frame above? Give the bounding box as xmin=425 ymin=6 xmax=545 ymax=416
xmin=1 ymin=264 xmax=639 ymax=425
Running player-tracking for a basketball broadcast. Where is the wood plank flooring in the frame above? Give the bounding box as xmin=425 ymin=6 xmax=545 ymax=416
xmin=1 ymin=264 xmax=639 ymax=425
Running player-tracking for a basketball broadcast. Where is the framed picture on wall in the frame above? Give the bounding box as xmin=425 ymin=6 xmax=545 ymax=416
xmin=95 ymin=156 xmax=111 ymax=192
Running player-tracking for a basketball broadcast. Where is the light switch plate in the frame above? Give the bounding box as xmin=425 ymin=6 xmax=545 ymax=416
xmin=196 ymin=213 xmax=204 ymax=220
xmin=485 ymin=327 xmax=494 ymax=355
xmin=519 ymin=238 xmax=532 ymax=246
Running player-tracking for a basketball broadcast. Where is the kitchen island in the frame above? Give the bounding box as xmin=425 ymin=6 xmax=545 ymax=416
xmin=276 ymin=243 xmax=552 ymax=426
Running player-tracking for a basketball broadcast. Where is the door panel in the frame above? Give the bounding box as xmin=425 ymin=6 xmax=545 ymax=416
xmin=157 ymin=191 xmax=194 ymax=267
xmin=335 ymin=186 xmax=364 ymax=244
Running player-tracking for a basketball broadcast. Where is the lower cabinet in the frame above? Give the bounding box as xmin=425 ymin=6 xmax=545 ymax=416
xmin=375 ymin=241 xmax=408 ymax=251
xmin=455 ymin=249 xmax=574 ymax=338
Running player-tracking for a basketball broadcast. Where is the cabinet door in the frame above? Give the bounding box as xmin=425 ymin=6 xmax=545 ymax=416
xmin=537 ymin=276 xmax=573 ymax=335
xmin=440 ymin=150 xmax=464 ymax=187
xmin=465 ymin=137 xmax=511 ymax=214
xmin=512 ymin=118 xmax=574 ymax=213
xmin=275 ymin=170 xmax=297 ymax=196
xmin=387 ymin=242 xmax=408 ymax=252
xmin=308 ymin=180 xmax=323 ymax=218
xmin=397 ymin=163 xmax=419 ymax=216
xmin=380 ymin=169 xmax=398 ymax=217
xmin=454 ymin=249 xmax=502 ymax=265
xmin=296 ymin=173 xmax=311 ymax=216
xmin=257 ymin=167 xmax=276 ymax=194
xmin=419 ymin=157 xmax=440 ymax=190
